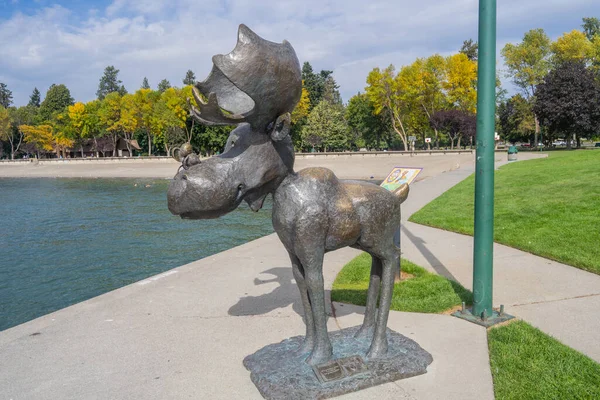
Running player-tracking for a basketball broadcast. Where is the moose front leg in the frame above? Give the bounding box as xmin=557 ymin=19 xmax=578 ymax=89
xmin=288 ymin=252 xmax=315 ymax=355
xmin=366 ymin=252 xmax=397 ymax=360
xmin=355 ymin=255 xmax=382 ymax=339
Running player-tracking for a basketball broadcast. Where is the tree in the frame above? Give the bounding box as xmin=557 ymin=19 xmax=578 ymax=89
xmin=183 ymin=70 xmax=196 ymax=85
xmin=430 ymin=110 xmax=476 ymax=149
xmin=498 ymin=94 xmax=535 ymax=144
xmin=533 ymin=61 xmax=600 ymax=149
xmin=0 ymin=83 xmax=13 ymax=108
xmin=132 ymin=88 xmax=159 ymax=155
xmin=301 ymin=62 xmax=335 ymax=110
xmin=142 ymin=77 xmax=151 ymax=89
xmin=19 ymin=124 xmax=54 ymax=158
xmin=98 ymin=92 xmax=123 ymax=156
xmin=28 ymin=88 xmax=41 ymax=107
xmin=502 ymin=28 xmax=551 ymax=146
xmin=157 ymin=79 xmax=171 ymax=93
xmin=366 ymin=65 xmax=411 ymax=150
xmin=460 ymin=39 xmax=478 ymax=61
xmin=443 ymin=53 xmax=477 ymax=112
xmin=302 ymin=100 xmax=349 ymax=151
xmin=346 ymin=93 xmax=391 ymax=150
xmin=39 ymin=84 xmax=73 ymax=122
xmin=582 ymin=17 xmax=600 ymax=41
xmin=0 ymin=107 xmax=11 ymax=156
xmin=322 ymin=75 xmax=342 ymax=105
xmin=551 ymin=30 xmax=593 ymax=65
xmin=6 ymin=106 xmax=37 ymax=159
xmin=97 ymin=66 xmax=123 ymax=100
xmin=118 ymin=85 xmax=128 ymax=96
xmin=67 ymin=102 xmax=87 ymax=157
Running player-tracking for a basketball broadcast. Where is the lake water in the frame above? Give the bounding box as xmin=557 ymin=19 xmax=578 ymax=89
xmin=0 ymin=178 xmax=274 ymax=332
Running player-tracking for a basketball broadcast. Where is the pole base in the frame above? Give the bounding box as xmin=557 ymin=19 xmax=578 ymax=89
xmin=452 ymin=307 xmax=514 ymax=327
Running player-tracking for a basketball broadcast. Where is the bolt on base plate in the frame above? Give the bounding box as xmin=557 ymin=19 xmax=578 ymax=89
xmin=452 ymin=304 xmax=515 ymax=327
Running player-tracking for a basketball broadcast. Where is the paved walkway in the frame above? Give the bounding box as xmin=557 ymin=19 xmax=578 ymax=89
xmin=2 ymin=151 xmax=596 ymax=400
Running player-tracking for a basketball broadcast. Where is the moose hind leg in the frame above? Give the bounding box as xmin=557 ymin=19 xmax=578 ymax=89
xmin=366 ymin=253 xmax=397 ymax=360
xmin=355 ymin=255 xmax=382 ymax=339
xmin=289 ymin=252 xmax=315 ymax=354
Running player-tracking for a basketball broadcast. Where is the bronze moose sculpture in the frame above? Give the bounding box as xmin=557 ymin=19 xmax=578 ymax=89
xmin=167 ymin=25 xmax=409 ymax=366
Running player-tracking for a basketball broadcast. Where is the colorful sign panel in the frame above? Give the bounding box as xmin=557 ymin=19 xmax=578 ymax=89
xmin=380 ymin=167 xmax=423 ymax=192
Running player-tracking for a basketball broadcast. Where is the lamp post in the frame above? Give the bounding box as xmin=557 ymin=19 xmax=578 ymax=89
xmin=453 ymin=0 xmax=513 ymax=327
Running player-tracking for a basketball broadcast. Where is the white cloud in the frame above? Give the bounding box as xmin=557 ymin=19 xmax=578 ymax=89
xmin=0 ymin=0 xmax=598 ymax=106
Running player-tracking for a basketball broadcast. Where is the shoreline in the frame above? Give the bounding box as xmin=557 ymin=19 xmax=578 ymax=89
xmin=0 ymin=153 xmax=483 ymax=181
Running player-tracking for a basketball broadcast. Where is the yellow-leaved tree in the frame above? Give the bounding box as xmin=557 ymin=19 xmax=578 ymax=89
xmin=443 ymin=53 xmax=477 ymax=113
xmin=365 ymin=65 xmax=411 ymax=151
xmin=20 ymin=124 xmax=54 ymax=159
xmin=551 ymin=29 xmax=594 ymax=65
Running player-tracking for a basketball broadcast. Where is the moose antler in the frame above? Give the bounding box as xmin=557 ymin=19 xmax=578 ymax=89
xmin=188 ymin=88 xmax=248 ymax=126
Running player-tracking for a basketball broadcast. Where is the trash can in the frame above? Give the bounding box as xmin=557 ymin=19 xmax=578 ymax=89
xmin=508 ymin=145 xmax=518 ymax=161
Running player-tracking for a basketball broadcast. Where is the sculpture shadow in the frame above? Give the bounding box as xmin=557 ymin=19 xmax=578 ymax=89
xmin=228 ymin=267 xmax=356 ymax=319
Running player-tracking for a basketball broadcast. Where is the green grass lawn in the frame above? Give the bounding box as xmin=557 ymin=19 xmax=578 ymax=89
xmin=330 ymin=252 xmax=472 ymax=313
xmin=409 ymin=150 xmax=600 ymax=274
xmin=488 ymin=321 xmax=600 ymax=400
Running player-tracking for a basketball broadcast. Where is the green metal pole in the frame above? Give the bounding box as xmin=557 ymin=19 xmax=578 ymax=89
xmin=472 ymin=0 xmax=497 ymax=319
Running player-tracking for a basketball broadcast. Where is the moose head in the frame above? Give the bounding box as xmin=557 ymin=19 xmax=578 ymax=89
xmin=167 ymin=25 xmax=302 ymax=219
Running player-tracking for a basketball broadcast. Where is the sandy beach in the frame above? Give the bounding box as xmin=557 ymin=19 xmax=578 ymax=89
xmin=0 ymin=152 xmax=489 ymax=181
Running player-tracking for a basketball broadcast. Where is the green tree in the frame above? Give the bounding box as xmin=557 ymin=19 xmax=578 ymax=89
xmin=502 ymin=28 xmax=552 ymax=146
xmin=97 ymin=66 xmax=123 ymax=100
xmin=346 ymin=93 xmax=391 ymax=150
xmin=7 ymin=106 xmax=37 ymax=159
xmin=533 ymin=61 xmax=600 ymax=148
xmin=157 ymin=79 xmax=171 ymax=93
xmin=498 ymin=94 xmax=535 ymax=144
xmin=28 ymin=88 xmax=41 ymax=107
xmin=301 ymin=62 xmax=335 ymax=110
xmin=141 ymin=77 xmax=151 ymax=89
xmin=582 ymin=17 xmax=600 ymax=41
xmin=0 ymin=107 xmax=12 ymax=157
xmin=0 ymin=83 xmax=13 ymax=108
xmin=302 ymin=100 xmax=348 ymax=151
xmin=183 ymin=70 xmax=196 ymax=85
xmin=98 ymin=92 xmax=123 ymax=156
xmin=39 ymin=84 xmax=74 ymax=122
xmin=322 ymin=75 xmax=342 ymax=105
xmin=460 ymin=39 xmax=478 ymax=61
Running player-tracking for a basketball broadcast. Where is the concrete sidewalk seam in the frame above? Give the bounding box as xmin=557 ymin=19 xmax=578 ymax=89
xmin=510 ymin=292 xmax=600 ymax=307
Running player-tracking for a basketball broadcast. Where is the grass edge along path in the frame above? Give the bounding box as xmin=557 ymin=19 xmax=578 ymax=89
xmin=332 ymin=252 xmax=600 ymax=400
xmin=408 ymin=151 xmax=600 ymax=274
xmin=488 ymin=320 xmax=600 ymax=400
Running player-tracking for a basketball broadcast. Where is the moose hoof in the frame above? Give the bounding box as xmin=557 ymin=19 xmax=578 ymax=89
xmin=305 ymin=345 xmax=333 ymax=366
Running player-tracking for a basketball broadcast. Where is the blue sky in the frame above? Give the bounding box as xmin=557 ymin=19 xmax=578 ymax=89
xmin=1 ymin=0 xmax=598 ymax=106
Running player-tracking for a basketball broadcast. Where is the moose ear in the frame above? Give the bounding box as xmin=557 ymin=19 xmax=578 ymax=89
xmin=270 ymin=113 xmax=291 ymax=141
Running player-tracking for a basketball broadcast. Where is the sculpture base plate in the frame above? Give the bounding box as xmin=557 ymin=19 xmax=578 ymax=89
xmin=243 ymin=326 xmax=433 ymax=400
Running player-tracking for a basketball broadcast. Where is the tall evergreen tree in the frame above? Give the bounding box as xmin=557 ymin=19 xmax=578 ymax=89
xmin=460 ymin=39 xmax=478 ymax=61
xmin=118 ymin=85 xmax=128 ymax=96
xmin=97 ymin=66 xmax=123 ymax=100
xmin=301 ymin=62 xmax=335 ymax=110
xmin=582 ymin=17 xmax=600 ymax=41
xmin=28 ymin=87 xmax=41 ymax=107
xmin=157 ymin=79 xmax=171 ymax=93
xmin=0 ymin=83 xmax=13 ymax=108
xmin=141 ymin=77 xmax=151 ymax=89
xmin=39 ymin=84 xmax=74 ymax=122
xmin=183 ymin=70 xmax=196 ymax=85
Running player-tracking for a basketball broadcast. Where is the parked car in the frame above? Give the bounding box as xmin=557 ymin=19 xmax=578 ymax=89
xmin=595 ymin=143 xmax=600 ymax=147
